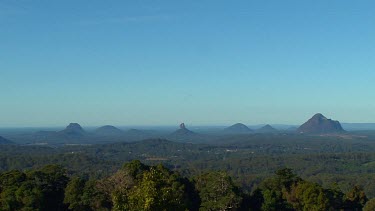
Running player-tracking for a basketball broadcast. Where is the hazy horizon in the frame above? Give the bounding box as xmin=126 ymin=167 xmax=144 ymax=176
xmin=1 ymin=1 xmax=374 ymax=127
xmin=3 ymin=118 xmax=375 ymax=129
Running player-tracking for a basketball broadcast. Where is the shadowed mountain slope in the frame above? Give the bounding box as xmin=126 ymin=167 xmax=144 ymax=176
xmin=256 ymin=124 xmax=278 ymax=133
xmin=298 ymin=113 xmax=345 ymax=134
xmin=171 ymin=123 xmax=196 ymax=136
xmin=94 ymin=125 xmax=124 ymax=136
xmin=224 ymin=123 xmax=252 ymax=133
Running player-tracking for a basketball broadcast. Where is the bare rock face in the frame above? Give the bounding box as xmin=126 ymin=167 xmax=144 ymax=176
xmin=180 ymin=123 xmax=186 ymax=129
xmin=298 ymin=113 xmax=345 ymax=134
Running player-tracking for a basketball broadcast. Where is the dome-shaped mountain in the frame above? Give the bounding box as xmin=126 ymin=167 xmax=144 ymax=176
xmin=171 ymin=123 xmax=195 ymax=136
xmin=224 ymin=123 xmax=252 ymax=133
xmin=256 ymin=124 xmax=278 ymax=133
xmin=59 ymin=123 xmax=86 ymax=137
xmin=297 ymin=113 xmax=345 ymax=134
xmin=94 ymin=125 xmax=124 ymax=136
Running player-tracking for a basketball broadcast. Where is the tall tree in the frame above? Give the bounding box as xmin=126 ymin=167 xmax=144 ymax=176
xmin=64 ymin=177 xmax=89 ymax=211
xmin=285 ymin=181 xmax=330 ymax=211
xmin=194 ymin=171 xmax=243 ymax=210
xmin=363 ymin=198 xmax=375 ymax=211
xmin=99 ymin=161 xmax=195 ymax=211
xmin=344 ymin=185 xmax=368 ymax=210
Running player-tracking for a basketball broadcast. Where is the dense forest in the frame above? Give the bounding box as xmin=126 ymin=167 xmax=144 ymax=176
xmin=2 ymin=128 xmax=375 ymax=210
xmin=1 ymin=160 xmax=374 ymax=211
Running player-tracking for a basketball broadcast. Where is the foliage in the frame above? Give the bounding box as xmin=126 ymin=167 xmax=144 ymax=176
xmin=363 ymin=198 xmax=375 ymax=211
xmin=2 ymin=137 xmax=375 ymax=199
xmin=255 ymin=168 xmax=302 ymax=211
xmin=0 ymin=165 xmax=68 ymax=211
xmin=343 ymin=185 xmax=368 ymax=210
xmin=194 ymin=171 xmax=243 ymax=210
xmin=0 ymin=161 xmax=371 ymax=210
xmin=2 ymin=132 xmax=375 ymax=210
xmin=286 ymin=181 xmax=330 ymax=211
xmin=97 ymin=160 xmax=197 ymax=211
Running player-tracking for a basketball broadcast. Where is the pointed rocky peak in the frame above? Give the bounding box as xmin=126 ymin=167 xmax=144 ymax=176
xmin=224 ymin=123 xmax=252 ymax=133
xmin=172 ymin=123 xmax=195 ymax=136
xmin=257 ymin=124 xmax=278 ymax=133
xmin=298 ymin=113 xmax=345 ymax=134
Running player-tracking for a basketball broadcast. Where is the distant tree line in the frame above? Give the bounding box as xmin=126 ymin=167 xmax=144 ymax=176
xmin=0 ymin=161 xmax=373 ymax=211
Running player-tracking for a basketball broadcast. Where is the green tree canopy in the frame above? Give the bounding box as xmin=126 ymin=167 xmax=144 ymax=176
xmin=344 ymin=185 xmax=368 ymax=210
xmin=98 ymin=160 xmax=196 ymax=211
xmin=363 ymin=198 xmax=375 ymax=211
xmin=286 ymin=181 xmax=330 ymax=211
xmin=194 ymin=171 xmax=243 ymax=211
xmin=0 ymin=165 xmax=68 ymax=211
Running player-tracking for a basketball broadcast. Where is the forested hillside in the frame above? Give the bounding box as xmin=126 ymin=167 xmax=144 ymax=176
xmin=1 ymin=135 xmax=375 ymax=201
xmin=0 ymin=161 xmax=373 ymax=211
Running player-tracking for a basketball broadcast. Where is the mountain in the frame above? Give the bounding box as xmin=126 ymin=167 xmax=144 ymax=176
xmin=59 ymin=123 xmax=86 ymax=138
xmin=224 ymin=123 xmax=252 ymax=133
xmin=94 ymin=125 xmax=124 ymax=136
xmin=171 ymin=123 xmax=195 ymax=136
xmin=0 ymin=136 xmax=13 ymax=144
xmin=256 ymin=124 xmax=278 ymax=133
xmin=298 ymin=113 xmax=345 ymax=134
xmin=30 ymin=124 xmax=86 ymax=144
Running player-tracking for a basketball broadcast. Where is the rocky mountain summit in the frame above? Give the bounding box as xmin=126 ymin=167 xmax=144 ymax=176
xmin=171 ymin=123 xmax=195 ymax=136
xmin=298 ymin=113 xmax=345 ymax=134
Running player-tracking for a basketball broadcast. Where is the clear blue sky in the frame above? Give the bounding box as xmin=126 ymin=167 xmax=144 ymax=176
xmin=1 ymin=0 xmax=374 ymax=127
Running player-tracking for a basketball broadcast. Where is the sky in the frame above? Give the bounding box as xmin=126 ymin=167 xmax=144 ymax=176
xmin=1 ymin=0 xmax=375 ymax=127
